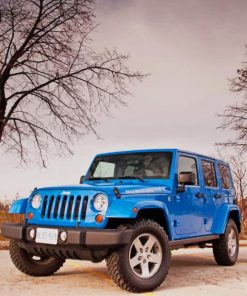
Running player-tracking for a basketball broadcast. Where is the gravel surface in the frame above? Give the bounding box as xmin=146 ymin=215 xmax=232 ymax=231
xmin=0 ymin=241 xmax=8 ymax=250
xmin=0 ymin=247 xmax=247 ymax=296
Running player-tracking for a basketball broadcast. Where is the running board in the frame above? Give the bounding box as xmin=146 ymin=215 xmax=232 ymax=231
xmin=169 ymin=235 xmax=219 ymax=249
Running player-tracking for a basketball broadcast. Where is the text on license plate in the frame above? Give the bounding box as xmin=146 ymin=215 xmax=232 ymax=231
xmin=35 ymin=228 xmax=58 ymax=245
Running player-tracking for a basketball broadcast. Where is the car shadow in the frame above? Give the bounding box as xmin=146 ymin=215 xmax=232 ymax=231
xmin=13 ymin=254 xmax=247 ymax=295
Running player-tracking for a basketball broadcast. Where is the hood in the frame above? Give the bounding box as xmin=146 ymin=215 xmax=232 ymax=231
xmin=35 ymin=180 xmax=172 ymax=197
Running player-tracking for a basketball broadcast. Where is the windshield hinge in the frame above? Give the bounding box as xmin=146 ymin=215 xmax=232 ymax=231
xmin=113 ymin=187 xmax=121 ymax=199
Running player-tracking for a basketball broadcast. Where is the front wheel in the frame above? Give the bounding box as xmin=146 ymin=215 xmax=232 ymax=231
xmin=213 ymin=219 xmax=239 ymax=266
xmin=106 ymin=219 xmax=171 ymax=292
xmin=9 ymin=240 xmax=65 ymax=276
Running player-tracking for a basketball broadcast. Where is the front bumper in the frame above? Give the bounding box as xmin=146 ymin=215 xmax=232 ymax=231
xmin=1 ymin=223 xmax=132 ymax=246
xmin=1 ymin=223 xmax=133 ymax=261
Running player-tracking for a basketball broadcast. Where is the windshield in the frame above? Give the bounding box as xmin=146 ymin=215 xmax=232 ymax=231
xmin=86 ymin=152 xmax=172 ymax=180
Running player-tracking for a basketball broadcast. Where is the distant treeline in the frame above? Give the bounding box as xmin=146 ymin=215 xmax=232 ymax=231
xmin=0 ymin=201 xmax=10 ymax=211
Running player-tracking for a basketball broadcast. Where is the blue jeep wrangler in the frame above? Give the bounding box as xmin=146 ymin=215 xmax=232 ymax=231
xmin=2 ymin=149 xmax=241 ymax=292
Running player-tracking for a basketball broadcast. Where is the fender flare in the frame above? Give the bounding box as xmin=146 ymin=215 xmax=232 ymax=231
xmin=9 ymin=198 xmax=28 ymax=214
xmin=212 ymin=204 xmax=241 ymax=234
xmin=106 ymin=198 xmax=173 ymax=239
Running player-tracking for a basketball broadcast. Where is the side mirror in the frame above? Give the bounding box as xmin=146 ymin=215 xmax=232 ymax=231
xmin=80 ymin=175 xmax=85 ymax=184
xmin=176 ymin=183 xmax=185 ymax=193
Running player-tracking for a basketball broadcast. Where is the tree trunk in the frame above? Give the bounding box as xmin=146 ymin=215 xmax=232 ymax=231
xmin=0 ymin=90 xmax=7 ymax=142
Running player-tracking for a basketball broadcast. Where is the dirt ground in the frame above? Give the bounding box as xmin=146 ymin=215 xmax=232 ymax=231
xmin=0 ymin=247 xmax=247 ymax=296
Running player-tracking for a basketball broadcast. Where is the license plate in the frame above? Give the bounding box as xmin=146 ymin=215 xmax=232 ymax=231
xmin=35 ymin=228 xmax=58 ymax=245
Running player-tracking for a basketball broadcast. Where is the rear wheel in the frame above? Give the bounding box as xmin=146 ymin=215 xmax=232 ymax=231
xmin=106 ymin=219 xmax=171 ymax=292
xmin=213 ymin=219 xmax=239 ymax=266
xmin=9 ymin=240 xmax=65 ymax=276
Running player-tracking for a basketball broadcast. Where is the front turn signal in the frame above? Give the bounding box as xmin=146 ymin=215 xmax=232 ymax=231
xmin=95 ymin=214 xmax=103 ymax=223
xmin=28 ymin=212 xmax=33 ymax=220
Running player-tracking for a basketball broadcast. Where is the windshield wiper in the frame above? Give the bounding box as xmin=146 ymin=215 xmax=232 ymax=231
xmin=118 ymin=176 xmax=144 ymax=182
xmin=88 ymin=177 xmax=109 ymax=182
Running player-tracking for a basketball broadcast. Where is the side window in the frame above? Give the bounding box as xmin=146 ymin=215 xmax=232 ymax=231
xmin=202 ymin=160 xmax=217 ymax=187
xmin=218 ymin=164 xmax=232 ymax=189
xmin=178 ymin=156 xmax=198 ymax=186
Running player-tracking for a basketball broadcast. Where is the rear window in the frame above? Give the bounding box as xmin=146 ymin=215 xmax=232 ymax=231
xmin=202 ymin=160 xmax=217 ymax=187
xmin=218 ymin=164 xmax=232 ymax=189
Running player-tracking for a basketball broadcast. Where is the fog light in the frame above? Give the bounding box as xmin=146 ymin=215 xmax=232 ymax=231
xmin=29 ymin=228 xmax=35 ymax=239
xmin=60 ymin=231 xmax=67 ymax=242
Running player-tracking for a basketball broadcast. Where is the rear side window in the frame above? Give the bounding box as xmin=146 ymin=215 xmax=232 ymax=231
xmin=218 ymin=164 xmax=232 ymax=189
xmin=202 ymin=160 xmax=217 ymax=187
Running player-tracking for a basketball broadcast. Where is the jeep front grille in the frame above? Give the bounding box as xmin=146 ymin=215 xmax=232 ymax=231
xmin=41 ymin=195 xmax=88 ymax=221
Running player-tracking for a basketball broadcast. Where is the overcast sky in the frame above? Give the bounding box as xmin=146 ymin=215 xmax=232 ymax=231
xmin=1 ymin=0 xmax=247 ymax=201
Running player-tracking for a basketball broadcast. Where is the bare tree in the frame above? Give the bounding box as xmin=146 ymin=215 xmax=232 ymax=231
xmin=229 ymin=154 xmax=247 ymax=221
xmin=218 ymin=50 xmax=247 ymax=152
xmin=0 ymin=0 xmax=144 ymax=166
xmin=0 ymin=201 xmax=9 ymax=211
xmin=217 ymin=148 xmax=247 ymax=221
xmin=218 ymin=99 xmax=247 ymax=152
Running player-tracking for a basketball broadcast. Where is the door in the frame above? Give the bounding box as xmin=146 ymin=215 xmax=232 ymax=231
xmin=218 ymin=163 xmax=235 ymax=203
xmin=174 ymin=154 xmax=204 ymax=237
xmin=200 ymin=159 xmax=221 ymax=232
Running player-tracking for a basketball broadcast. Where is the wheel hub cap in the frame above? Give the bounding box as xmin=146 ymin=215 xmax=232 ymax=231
xmin=228 ymin=228 xmax=237 ymax=257
xmin=129 ymin=233 xmax=162 ymax=279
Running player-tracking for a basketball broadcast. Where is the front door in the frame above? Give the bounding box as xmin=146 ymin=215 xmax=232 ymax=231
xmin=174 ymin=154 xmax=204 ymax=237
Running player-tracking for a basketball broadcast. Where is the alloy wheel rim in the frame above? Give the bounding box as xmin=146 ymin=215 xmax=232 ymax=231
xmin=129 ymin=233 xmax=162 ymax=279
xmin=228 ymin=228 xmax=237 ymax=257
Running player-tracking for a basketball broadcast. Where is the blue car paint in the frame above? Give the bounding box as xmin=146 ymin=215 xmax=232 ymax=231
xmin=172 ymin=153 xmax=205 ymax=237
xmin=107 ymin=195 xmax=173 ymax=239
xmin=9 ymin=198 xmax=28 ymax=214
xmin=9 ymin=148 xmax=241 ymax=242
xmin=25 ymin=187 xmax=110 ymax=228
xmin=212 ymin=204 xmax=241 ymax=233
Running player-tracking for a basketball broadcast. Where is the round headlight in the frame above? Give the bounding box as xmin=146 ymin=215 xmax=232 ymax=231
xmin=93 ymin=193 xmax=108 ymax=211
xmin=31 ymin=194 xmax=42 ymax=209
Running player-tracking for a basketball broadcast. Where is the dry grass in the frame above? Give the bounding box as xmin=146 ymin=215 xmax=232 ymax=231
xmin=0 ymin=210 xmax=25 ymax=240
xmin=240 ymin=219 xmax=247 ymax=239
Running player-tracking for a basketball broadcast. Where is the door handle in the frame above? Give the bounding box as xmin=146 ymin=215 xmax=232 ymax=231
xmin=214 ymin=193 xmax=222 ymax=199
xmin=195 ymin=192 xmax=204 ymax=198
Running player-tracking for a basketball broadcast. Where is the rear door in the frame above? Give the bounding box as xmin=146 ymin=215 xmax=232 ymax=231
xmin=217 ymin=162 xmax=235 ymax=204
xmin=200 ymin=159 xmax=222 ymax=233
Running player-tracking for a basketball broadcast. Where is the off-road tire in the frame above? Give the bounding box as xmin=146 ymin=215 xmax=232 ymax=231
xmin=106 ymin=219 xmax=171 ymax=293
xmin=213 ymin=219 xmax=239 ymax=266
xmin=9 ymin=240 xmax=65 ymax=276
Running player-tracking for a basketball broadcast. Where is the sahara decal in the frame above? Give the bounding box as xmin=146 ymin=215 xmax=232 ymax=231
xmin=125 ymin=187 xmax=166 ymax=195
